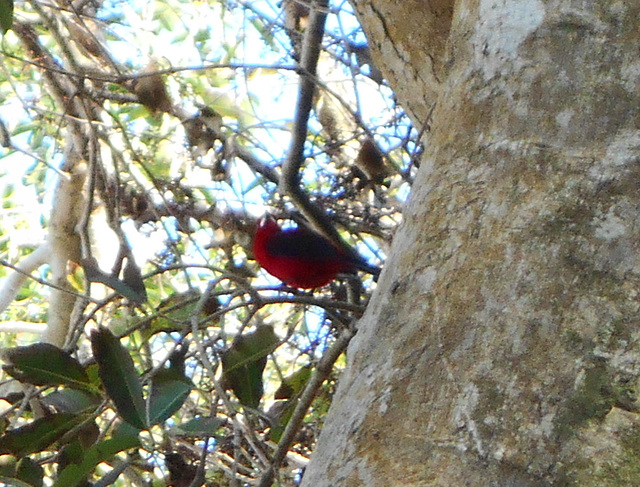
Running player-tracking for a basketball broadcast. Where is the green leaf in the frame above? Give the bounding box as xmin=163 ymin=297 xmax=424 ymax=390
xmin=84 ymin=363 xmax=101 ymax=389
xmin=122 ymin=257 xmax=147 ymax=304
xmin=82 ymin=259 xmax=146 ymax=304
xmin=42 ymin=389 xmax=101 ymax=415
xmin=1 ymin=343 xmax=94 ymax=392
xmin=274 ymin=364 xmax=313 ymax=400
xmin=0 ymin=455 xmax=16 ymax=476
xmin=28 ymin=128 xmax=44 ymax=151
xmin=56 ymin=440 xmax=85 ymax=480
xmin=172 ymin=30 xmax=189 ymax=43
xmin=147 ymin=290 xmax=200 ymax=336
xmin=2 ymin=183 xmax=15 ymax=208
xmin=0 ymin=413 xmax=86 ymax=457
xmin=54 ymin=426 xmax=140 ymax=487
xmin=0 ymin=0 xmax=13 ymax=34
xmin=193 ymin=29 xmax=209 ymax=43
xmin=16 ymin=457 xmax=43 ymax=487
xmin=121 ymin=104 xmax=148 ymax=122
xmin=222 ymin=326 xmax=280 ymax=408
xmin=0 ymin=477 xmax=32 ymax=487
xmin=143 ymin=290 xmax=220 ymax=339
xmin=169 ymin=416 xmax=223 ymax=438
xmin=148 ymin=367 xmax=193 ymax=426
xmin=90 ymin=327 xmax=146 ymax=430
xmin=268 ymin=400 xmax=297 ymax=444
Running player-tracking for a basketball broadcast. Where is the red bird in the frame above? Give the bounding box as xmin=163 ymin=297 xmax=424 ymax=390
xmin=253 ymin=215 xmax=380 ymax=289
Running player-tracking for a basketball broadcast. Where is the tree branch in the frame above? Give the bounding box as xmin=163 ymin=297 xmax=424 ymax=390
xmin=0 ymin=245 xmax=50 ymax=314
xmin=257 ymin=326 xmax=355 ymax=487
xmin=279 ymin=1 xmax=365 ymax=262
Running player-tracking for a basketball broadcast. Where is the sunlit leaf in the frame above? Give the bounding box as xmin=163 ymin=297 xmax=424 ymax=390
xmin=90 ymin=327 xmax=146 ymax=430
xmin=28 ymin=128 xmax=44 ymax=150
xmin=249 ymin=18 xmax=275 ymax=49
xmin=172 ymin=30 xmax=189 ymax=44
xmin=2 ymin=184 xmax=15 ymax=209
xmin=193 ymin=29 xmax=209 ymax=43
xmin=274 ymin=364 xmax=313 ymax=400
xmin=120 ymin=104 xmax=148 ymax=121
xmin=170 ymin=416 xmax=223 ymax=438
xmin=155 ymin=3 xmax=178 ymax=32
xmin=148 ymin=290 xmax=201 ymax=335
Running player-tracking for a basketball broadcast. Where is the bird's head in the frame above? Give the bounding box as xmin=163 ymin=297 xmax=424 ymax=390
xmin=257 ymin=214 xmax=278 ymax=230
xmin=256 ymin=215 xmax=281 ymax=241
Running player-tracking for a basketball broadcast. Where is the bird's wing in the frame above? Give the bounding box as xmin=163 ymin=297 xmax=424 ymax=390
xmin=265 ymin=229 xmax=344 ymax=261
xmin=264 ymin=227 xmax=381 ymax=278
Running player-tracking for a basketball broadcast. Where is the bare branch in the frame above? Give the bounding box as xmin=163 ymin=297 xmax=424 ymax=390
xmin=257 ymin=326 xmax=355 ymax=487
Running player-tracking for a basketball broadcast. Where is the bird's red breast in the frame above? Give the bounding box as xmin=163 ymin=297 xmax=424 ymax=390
xmin=253 ymin=216 xmax=359 ymax=289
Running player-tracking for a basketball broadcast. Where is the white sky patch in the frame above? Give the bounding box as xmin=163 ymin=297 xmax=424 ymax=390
xmin=474 ymin=0 xmax=545 ymax=80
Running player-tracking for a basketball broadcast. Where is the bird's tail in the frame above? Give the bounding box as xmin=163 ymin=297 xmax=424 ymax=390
xmin=352 ymin=257 xmax=381 ymax=280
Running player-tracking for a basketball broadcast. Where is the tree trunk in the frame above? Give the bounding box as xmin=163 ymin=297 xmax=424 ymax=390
xmin=302 ymin=1 xmax=640 ymax=485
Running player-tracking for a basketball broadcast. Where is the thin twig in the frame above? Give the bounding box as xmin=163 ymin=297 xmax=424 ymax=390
xmin=256 ymin=326 xmax=355 ymax=487
xmin=0 ymin=259 xmax=98 ymax=302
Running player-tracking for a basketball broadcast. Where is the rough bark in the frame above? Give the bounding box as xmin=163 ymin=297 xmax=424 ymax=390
xmin=302 ymin=1 xmax=640 ymax=485
xmin=349 ymin=0 xmax=454 ymax=121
